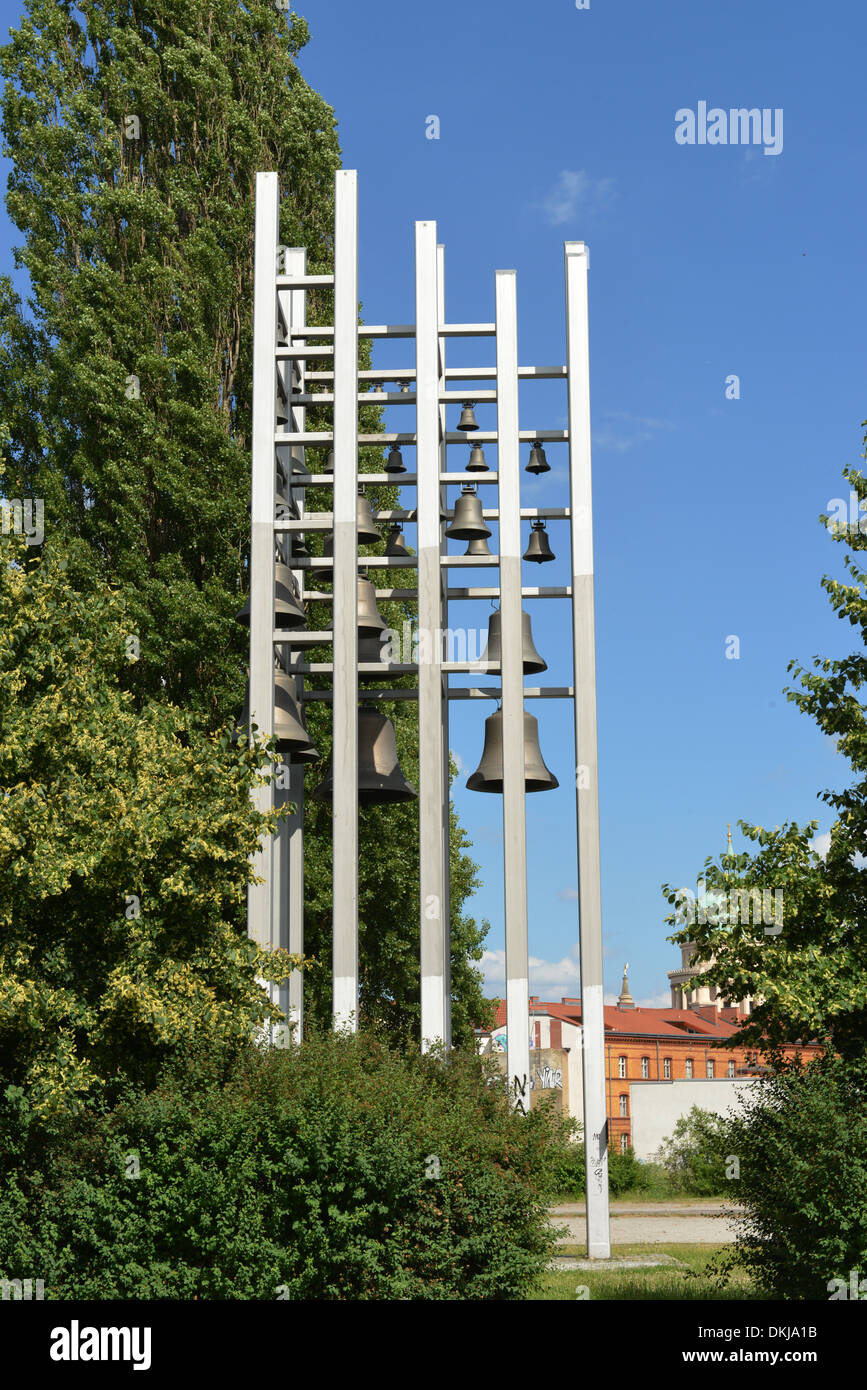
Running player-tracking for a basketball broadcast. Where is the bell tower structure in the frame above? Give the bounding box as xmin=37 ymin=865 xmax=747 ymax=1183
xmin=243 ymin=170 xmax=610 ymax=1258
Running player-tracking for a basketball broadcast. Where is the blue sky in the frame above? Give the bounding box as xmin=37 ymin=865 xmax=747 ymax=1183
xmin=2 ymin=0 xmax=866 ymax=1007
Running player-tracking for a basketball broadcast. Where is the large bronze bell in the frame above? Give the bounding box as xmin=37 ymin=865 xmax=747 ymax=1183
xmin=523 ymin=520 xmax=555 ymax=563
xmin=464 ymin=535 xmax=493 ymax=557
xmin=357 ymin=488 xmax=382 ymax=544
xmin=235 ymin=562 xmax=306 ymax=629
xmin=479 ymin=609 xmax=547 ymax=675
xmin=385 ymin=524 xmax=410 ymax=558
xmin=313 ymin=704 xmax=417 ymax=804
xmin=357 ymin=573 xmax=387 ymax=635
xmin=457 ymin=402 xmax=479 ymax=432
xmin=236 ymin=674 xmax=319 ymax=762
xmin=466 ymin=709 xmax=559 ymax=793
xmin=445 ymin=485 xmax=491 ymax=541
xmin=385 ymin=443 xmax=406 ymax=474
xmin=292 ymin=533 xmax=311 ymax=560
xmin=466 ymin=443 xmax=489 ymax=472
xmin=526 ymin=440 xmax=550 ymax=474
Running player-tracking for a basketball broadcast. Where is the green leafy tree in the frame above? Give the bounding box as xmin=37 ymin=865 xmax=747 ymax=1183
xmin=0 ymin=531 xmax=293 ymax=1117
xmin=663 ymin=449 xmax=867 ymax=1063
xmin=657 ymin=1105 xmax=730 ymax=1196
xmin=0 ymin=0 xmax=491 ymax=1045
xmin=0 ymin=0 xmax=341 ymax=720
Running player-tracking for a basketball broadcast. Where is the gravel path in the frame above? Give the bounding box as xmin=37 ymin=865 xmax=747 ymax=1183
xmin=550 ymin=1201 xmax=742 ymax=1246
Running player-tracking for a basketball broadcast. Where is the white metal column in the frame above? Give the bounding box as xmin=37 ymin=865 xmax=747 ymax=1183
xmin=437 ymin=242 xmax=452 ymax=1048
xmin=565 ymin=241 xmax=611 ymax=1258
xmin=416 ymin=220 xmax=447 ymax=1050
xmin=248 ymin=172 xmax=279 ymax=956
xmin=284 ymin=246 xmax=307 ymax=1042
xmin=495 ymin=270 xmax=531 ymax=1110
xmin=332 ymin=171 xmax=359 ymax=1030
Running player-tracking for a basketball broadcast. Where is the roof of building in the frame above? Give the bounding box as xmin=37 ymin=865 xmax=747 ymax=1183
xmin=490 ymin=996 xmax=750 ymax=1040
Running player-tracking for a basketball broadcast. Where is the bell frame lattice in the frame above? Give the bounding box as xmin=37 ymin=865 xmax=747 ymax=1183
xmin=246 ymin=169 xmax=611 ymax=1258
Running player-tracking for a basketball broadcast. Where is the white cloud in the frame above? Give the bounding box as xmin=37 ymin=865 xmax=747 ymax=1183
xmin=592 ymin=410 xmax=677 ymax=454
xmin=540 ymin=170 xmax=616 ymax=227
xmin=810 ymin=831 xmax=831 ymax=860
xmin=558 ymin=886 xmax=579 ymax=901
xmin=482 ymin=944 xmax=581 ymax=999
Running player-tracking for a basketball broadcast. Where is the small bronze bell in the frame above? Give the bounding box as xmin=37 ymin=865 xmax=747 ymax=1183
xmin=275 ymin=390 xmax=289 ymax=425
xmin=479 ymin=609 xmax=547 ymax=675
xmin=466 ymin=443 xmax=489 ymax=472
xmin=445 ymin=485 xmax=491 ymax=541
xmin=292 ymin=533 xmax=311 ymax=560
xmin=457 ymin=402 xmax=479 ymax=432
xmin=466 ymin=709 xmax=559 ymax=793
xmin=464 ymin=535 xmax=493 ymax=557
xmin=357 ymin=573 xmax=387 ymax=635
xmin=385 ymin=525 xmax=410 ymax=558
xmin=323 ymin=448 xmax=335 ymax=473
xmin=526 ymin=440 xmax=550 ymax=474
xmin=399 ymin=380 xmax=411 ymax=394
xmin=358 ymin=632 xmax=389 ymax=681
xmin=385 ymin=443 xmax=406 ymax=474
xmin=235 ymin=562 xmax=306 ymax=629
xmin=523 ymin=520 xmax=555 ymax=563
xmin=313 ymin=704 xmax=417 ymax=804
xmin=235 ymin=674 xmax=318 ymax=763
xmin=357 ymin=488 xmax=382 ymax=544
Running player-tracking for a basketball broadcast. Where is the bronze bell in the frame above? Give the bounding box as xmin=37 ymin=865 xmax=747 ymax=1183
xmin=274 ymin=675 xmax=319 ymax=761
xmin=357 ymin=573 xmax=387 ymax=635
xmin=276 ymin=390 xmax=289 ymax=425
xmin=275 ymin=494 xmax=299 ymax=520
xmin=479 ymin=609 xmax=547 ymax=675
xmin=358 ymin=632 xmax=389 ymax=682
xmin=445 ymin=485 xmax=491 ymax=541
xmin=357 ymin=488 xmax=382 ymax=544
xmin=385 ymin=443 xmax=406 ymax=474
xmin=466 ymin=709 xmax=559 ymax=793
xmin=399 ymin=380 xmax=411 ymax=394
xmin=292 ymin=533 xmax=311 ymax=560
xmin=385 ymin=524 xmax=410 ymax=558
xmin=313 ymin=704 xmax=417 ymax=805
xmin=466 ymin=443 xmax=489 ymax=472
xmin=464 ymin=535 xmax=493 ymax=557
xmin=235 ymin=562 xmax=306 ymax=629
xmin=526 ymin=440 xmax=550 ymax=474
xmin=523 ymin=520 xmax=555 ymax=563
xmin=457 ymin=402 xmax=479 ymax=431
xmin=235 ymin=674 xmax=318 ymax=763
xmin=290 ymin=449 xmax=310 ymax=478
xmin=323 ymin=448 xmax=335 ymax=473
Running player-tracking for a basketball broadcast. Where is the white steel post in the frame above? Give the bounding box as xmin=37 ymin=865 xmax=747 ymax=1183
xmin=282 ymin=246 xmax=307 ymax=1042
xmin=565 ymin=241 xmax=611 ymax=1258
xmin=332 ymin=171 xmax=360 ymax=1031
xmin=416 ymin=220 xmax=447 ymax=1050
xmin=437 ymin=242 xmax=452 ymax=1048
xmin=248 ymin=172 xmax=279 ymax=960
xmin=495 ymin=270 xmax=531 ymax=1111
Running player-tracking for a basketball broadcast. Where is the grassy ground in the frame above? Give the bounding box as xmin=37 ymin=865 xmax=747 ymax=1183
xmin=529 ymin=1243 xmax=760 ymax=1301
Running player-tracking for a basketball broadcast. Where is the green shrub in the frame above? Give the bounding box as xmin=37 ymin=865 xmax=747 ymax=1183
xmin=0 ymin=1031 xmax=565 ymax=1300
xmin=549 ymin=1138 xmax=649 ymax=1198
xmin=723 ymin=1057 xmax=867 ymax=1299
xmin=657 ymin=1106 xmax=731 ymax=1196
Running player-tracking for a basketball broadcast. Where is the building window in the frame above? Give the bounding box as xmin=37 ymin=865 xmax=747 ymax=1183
xmin=619 ymin=1094 xmax=628 ymax=1117
xmin=706 ymin=1059 xmax=714 ymax=1078
xmin=728 ymin=1060 xmax=735 ymax=1078
xmin=618 ymin=1055 xmax=627 ymax=1079
xmin=663 ymin=1057 xmax=672 ymax=1079
xmin=620 ymin=1134 xmax=629 ymax=1154
xmin=641 ymin=1056 xmax=650 ymax=1078
xmin=685 ymin=1058 xmax=694 ymax=1078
